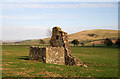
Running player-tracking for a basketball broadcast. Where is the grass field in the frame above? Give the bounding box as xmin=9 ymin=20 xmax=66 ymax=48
xmin=2 ymin=45 xmax=118 ymax=77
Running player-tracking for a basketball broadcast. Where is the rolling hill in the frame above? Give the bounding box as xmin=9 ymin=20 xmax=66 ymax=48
xmin=7 ymin=29 xmax=119 ymax=45
xmin=68 ymin=29 xmax=119 ymax=42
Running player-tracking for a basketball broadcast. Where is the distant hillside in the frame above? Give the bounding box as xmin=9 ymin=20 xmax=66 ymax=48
xmin=11 ymin=29 xmax=119 ymax=45
xmin=68 ymin=29 xmax=119 ymax=42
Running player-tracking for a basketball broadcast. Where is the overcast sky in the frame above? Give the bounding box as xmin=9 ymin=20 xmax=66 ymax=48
xmin=0 ymin=2 xmax=118 ymax=41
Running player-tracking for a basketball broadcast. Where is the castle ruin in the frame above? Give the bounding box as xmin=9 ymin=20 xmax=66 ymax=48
xmin=29 ymin=26 xmax=84 ymax=66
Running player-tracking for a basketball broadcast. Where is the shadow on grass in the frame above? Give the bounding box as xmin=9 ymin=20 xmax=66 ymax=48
xmin=18 ymin=56 xmax=29 ymax=60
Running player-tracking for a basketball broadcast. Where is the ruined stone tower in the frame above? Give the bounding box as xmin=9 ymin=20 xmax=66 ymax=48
xmin=29 ymin=26 xmax=84 ymax=66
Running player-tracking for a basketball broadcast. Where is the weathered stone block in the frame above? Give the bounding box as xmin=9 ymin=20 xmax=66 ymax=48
xmin=46 ymin=47 xmax=65 ymax=65
xmin=29 ymin=46 xmax=65 ymax=65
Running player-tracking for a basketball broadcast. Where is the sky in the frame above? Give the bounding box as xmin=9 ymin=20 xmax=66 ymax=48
xmin=0 ymin=2 xmax=118 ymax=41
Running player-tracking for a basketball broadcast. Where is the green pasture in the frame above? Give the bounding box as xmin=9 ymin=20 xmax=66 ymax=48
xmin=2 ymin=45 xmax=118 ymax=77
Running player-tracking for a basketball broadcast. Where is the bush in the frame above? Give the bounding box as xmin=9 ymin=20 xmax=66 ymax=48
xmin=115 ymin=38 xmax=120 ymax=47
xmin=39 ymin=39 xmax=45 ymax=44
xmin=104 ymin=38 xmax=113 ymax=46
xmin=80 ymin=42 xmax=85 ymax=46
xmin=71 ymin=39 xmax=79 ymax=46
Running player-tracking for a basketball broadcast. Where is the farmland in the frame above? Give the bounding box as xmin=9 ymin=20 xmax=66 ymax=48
xmin=4 ymin=29 xmax=119 ymax=45
xmin=2 ymin=45 xmax=118 ymax=77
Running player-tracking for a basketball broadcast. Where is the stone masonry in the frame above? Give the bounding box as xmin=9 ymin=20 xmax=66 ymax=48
xmin=29 ymin=26 xmax=85 ymax=66
xmin=29 ymin=46 xmax=65 ymax=65
xmin=46 ymin=47 xmax=65 ymax=65
xmin=29 ymin=46 xmax=46 ymax=62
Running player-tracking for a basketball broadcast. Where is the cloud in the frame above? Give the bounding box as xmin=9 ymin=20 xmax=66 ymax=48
xmin=0 ymin=15 xmax=42 ymax=20
xmin=1 ymin=3 xmax=117 ymax=9
xmin=58 ymin=3 xmax=117 ymax=8
xmin=0 ymin=13 xmax=76 ymax=20
xmin=1 ymin=0 xmax=119 ymax=2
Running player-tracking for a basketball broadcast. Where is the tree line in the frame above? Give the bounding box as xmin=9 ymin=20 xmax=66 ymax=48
xmin=71 ymin=38 xmax=120 ymax=47
xmin=39 ymin=37 xmax=120 ymax=47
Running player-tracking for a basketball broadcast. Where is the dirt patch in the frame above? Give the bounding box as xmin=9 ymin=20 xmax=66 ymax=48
xmin=2 ymin=62 xmax=17 ymax=66
xmin=15 ymin=71 xmax=27 ymax=75
xmin=13 ymin=71 xmax=30 ymax=77
xmin=2 ymin=62 xmax=20 ymax=64
xmin=27 ymin=69 xmax=34 ymax=73
xmin=8 ymin=62 xmax=17 ymax=63
xmin=35 ymin=71 xmax=61 ymax=77
xmin=3 ymin=52 xmax=11 ymax=55
xmin=1 ymin=68 xmax=10 ymax=70
xmin=47 ymin=65 xmax=64 ymax=70
xmin=2 ymin=68 xmax=30 ymax=77
xmin=2 ymin=64 xmax=9 ymax=66
xmin=95 ymin=69 xmax=104 ymax=71
xmin=0 ymin=68 xmax=2 ymax=70
xmin=2 ymin=62 xmax=19 ymax=64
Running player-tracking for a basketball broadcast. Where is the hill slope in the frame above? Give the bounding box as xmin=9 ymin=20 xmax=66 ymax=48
xmin=12 ymin=29 xmax=119 ymax=45
xmin=68 ymin=29 xmax=119 ymax=42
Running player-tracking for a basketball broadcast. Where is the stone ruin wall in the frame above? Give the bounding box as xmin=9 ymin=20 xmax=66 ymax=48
xmin=29 ymin=46 xmax=46 ymax=62
xmin=29 ymin=26 xmax=85 ymax=67
xmin=29 ymin=46 xmax=65 ymax=65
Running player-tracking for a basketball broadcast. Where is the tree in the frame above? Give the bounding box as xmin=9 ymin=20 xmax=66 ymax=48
xmin=88 ymin=34 xmax=98 ymax=37
xmin=39 ymin=39 xmax=45 ymax=45
xmin=80 ymin=42 xmax=85 ymax=46
xmin=71 ymin=39 xmax=79 ymax=46
xmin=104 ymin=38 xmax=113 ymax=46
xmin=46 ymin=28 xmax=52 ymax=37
xmin=92 ymin=43 xmax=95 ymax=47
xmin=115 ymin=38 xmax=120 ymax=47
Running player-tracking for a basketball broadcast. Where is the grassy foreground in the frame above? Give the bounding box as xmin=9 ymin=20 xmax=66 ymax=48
xmin=2 ymin=45 xmax=118 ymax=77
